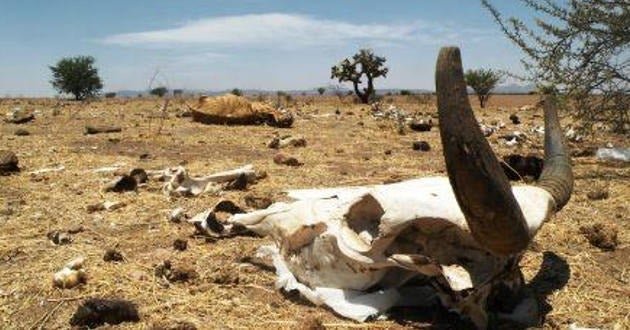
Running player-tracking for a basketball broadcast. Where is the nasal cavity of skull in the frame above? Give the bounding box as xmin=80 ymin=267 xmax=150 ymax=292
xmin=344 ymin=194 xmax=385 ymax=246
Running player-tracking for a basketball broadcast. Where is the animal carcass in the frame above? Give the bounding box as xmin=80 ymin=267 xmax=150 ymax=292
xmin=190 ymin=94 xmax=293 ymax=128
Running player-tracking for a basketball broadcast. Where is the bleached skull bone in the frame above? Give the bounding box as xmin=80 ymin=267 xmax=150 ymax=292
xmin=219 ymin=48 xmax=573 ymax=328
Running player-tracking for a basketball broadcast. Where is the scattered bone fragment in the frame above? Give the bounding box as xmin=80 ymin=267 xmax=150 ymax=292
xmin=157 ymin=165 xmax=257 ymax=197
xmin=47 ymin=230 xmax=72 ymax=245
xmin=69 ymin=298 xmax=140 ymax=328
xmin=86 ymin=201 xmax=126 ymax=213
xmin=168 ymin=207 xmax=186 ymax=223
xmin=4 ymin=109 xmax=34 ymax=124
xmin=84 ymin=125 xmax=122 ymax=135
xmin=52 ymin=256 xmax=87 ymax=289
xmin=29 ymin=165 xmax=65 ymax=175
xmin=267 ymin=135 xmax=307 ymax=149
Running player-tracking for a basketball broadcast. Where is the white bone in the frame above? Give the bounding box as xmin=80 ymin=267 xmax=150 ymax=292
xmin=228 ymin=177 xmax=554 ymax=325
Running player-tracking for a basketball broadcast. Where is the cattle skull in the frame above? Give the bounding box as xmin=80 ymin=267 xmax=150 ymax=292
xmin=215 ymin=47 xmax=573 ymax=328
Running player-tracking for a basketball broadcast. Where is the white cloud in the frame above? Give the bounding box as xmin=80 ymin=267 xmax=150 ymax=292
xmin=102 ymin=13 xmax=464 ymax=48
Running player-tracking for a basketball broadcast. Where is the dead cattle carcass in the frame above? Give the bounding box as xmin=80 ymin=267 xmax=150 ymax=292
xmin=190 ymin=94 xmax=293 ymax=128
xmin=222 ymin=48 xmax=573 ymax=328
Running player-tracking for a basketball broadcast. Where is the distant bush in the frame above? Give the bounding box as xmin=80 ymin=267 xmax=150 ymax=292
xmin=104 ymin=92 xmax=116 ymax=98
xmin=173 ymin=89 xmax=183 ymax=96
xmin=230 ymin=88 xmax=243 ymax=96
xmin=150 ymin=86 xmax=168 ymax=97
xmin=399 ymin=90 xmax=413 ymax=96
xmin=316 ymin=87 xmax=326 ymax=95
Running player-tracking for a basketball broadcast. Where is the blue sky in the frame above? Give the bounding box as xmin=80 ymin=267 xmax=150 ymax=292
xmin=0 ymin=1 xmax=535 ymax=96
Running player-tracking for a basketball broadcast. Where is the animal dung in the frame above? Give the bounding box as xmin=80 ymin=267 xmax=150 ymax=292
xmin=580 ymin=223 xmax=618 ymax=251
xmin=103 ymin=175 xmax=137 ymax=193
xmin=243 ymin=193 xmax=273 ymax=210
xmin=501 ymin=154 xmax=543 ymax=181
xmin=509 ymin=114 xmax=520 ymax=124
xmin=52 ymin=256 xmax=87 ymax=289
xmin=84 ymin=125 xmax=122 ymax=135
xmin=586 ymin=188 xmax=609 ymax=200
xmin=0 ymin=151 xmax=19 ymax=174
xmin=14 ymin=128 xmax=30 ymax=136
xmin=173 ymin=239 xmax=188 ymax=251
xmin=412 ymin=141 xmax=431 ymax=151
xmin=129 ymin=168 xmax=148 ymax=184
xmin=273 ymin=152 xmax=303 ymax=166
xmin=154 ymin=260 xmax=198 ymax=283
xmin=69 ymin=298 xmax=140 ymax=328
xmin=103 ymin=249 xmax=124 ymax=262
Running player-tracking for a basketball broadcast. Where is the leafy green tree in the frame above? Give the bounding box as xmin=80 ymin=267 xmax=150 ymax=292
xmin=331 ymin=49 xmax=388 ymax=104
xmin=465 ymin=69 xmax=502 ymax=108
xmin=316 ymin=87 xmax=326 ymax=95
xmin=230 ymin=88 xmax=243 ymax=96
xmin=49 ymin=56 xmax=103 ymax=100
xmin=482 ymin=0 xmax=629 ymax=132
xmin=150 ymin=86 xmax=168 ymax=97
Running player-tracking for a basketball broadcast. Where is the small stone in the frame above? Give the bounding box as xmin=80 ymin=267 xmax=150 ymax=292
xmin=509 ymin=114 xmax=521 ymax=124
xmin=412 ymin=141 xmax=431 ymax=151
xmin=587 ymin=189 xmax=609 ymax=200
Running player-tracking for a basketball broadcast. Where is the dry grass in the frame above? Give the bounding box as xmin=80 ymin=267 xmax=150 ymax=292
xmin=0 ymin=95 xmax=628 ymax=329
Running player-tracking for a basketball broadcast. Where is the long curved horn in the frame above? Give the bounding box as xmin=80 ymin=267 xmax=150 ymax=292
xmin=435 ymin=47 xmax=530 ymax=255
xmin=537 ymin=95 xmax=573 ymax=210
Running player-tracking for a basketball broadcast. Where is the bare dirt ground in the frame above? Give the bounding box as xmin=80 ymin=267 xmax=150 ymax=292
xmin=0 ymin=94 xmax=628 ymax=329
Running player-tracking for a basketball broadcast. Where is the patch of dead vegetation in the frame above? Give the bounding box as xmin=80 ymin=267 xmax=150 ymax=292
xmin=0 ymin=95 xmax=627 ymax=329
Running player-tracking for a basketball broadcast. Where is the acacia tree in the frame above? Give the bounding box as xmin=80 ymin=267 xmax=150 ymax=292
xmin=49 ymin=56 xmax=103 ymax=100
xmin=316 ymin=87 xmax=326 ymax=95
xmin=482 ymin=0 xmax=630 ymax=133
xmin=465 ymin=69 xmax=502 ymax=108
xmin=331 ymin=49 xmax=388 ymax=104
